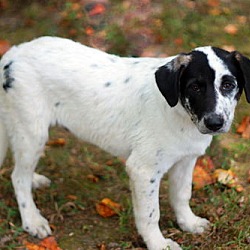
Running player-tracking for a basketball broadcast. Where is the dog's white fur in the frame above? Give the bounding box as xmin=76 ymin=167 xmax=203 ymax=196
xmin=0 ymin=37 xmax=240 ymax=250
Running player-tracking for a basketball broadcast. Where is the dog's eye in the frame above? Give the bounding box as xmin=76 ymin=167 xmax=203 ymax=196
xmin=189 ymin=83 xmax=201 ymax=93
xmin=221 ymin=81 xmax=236 ymax=92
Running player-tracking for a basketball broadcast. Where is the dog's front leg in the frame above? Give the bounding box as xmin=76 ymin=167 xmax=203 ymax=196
xmin=168 ymin=156 xmax=210 ymax=234
xmin=126 ymin=156 xmax=181 ymax=250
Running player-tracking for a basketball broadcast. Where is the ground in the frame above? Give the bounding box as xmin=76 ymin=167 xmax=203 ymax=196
xmin=0 ymin=0 xmax=250 ymax=249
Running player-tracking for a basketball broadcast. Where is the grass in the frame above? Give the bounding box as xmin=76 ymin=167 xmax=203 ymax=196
xmin=0 ymin=0 xmax=250 ymax=249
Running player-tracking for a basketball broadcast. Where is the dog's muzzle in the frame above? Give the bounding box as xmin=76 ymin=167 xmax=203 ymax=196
xmin=204 ymin=114 xmax=224 ymax=132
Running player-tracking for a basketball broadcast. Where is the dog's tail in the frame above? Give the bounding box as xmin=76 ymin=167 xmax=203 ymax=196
xmin=0 ymin=120 xmax=8 ymax=168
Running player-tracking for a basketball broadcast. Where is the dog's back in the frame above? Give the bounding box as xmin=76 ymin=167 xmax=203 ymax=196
xmin=0 ymin=37 xmax=174 ymax=159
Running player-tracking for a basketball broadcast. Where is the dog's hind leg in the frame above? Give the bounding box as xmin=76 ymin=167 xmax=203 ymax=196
xmin=168 ymin=156 xmax=210 ymax=234
xmin=10 ymin=121 xmax=51 ymax=238
xmin=0 ymin=120 xmax=8 ymax=168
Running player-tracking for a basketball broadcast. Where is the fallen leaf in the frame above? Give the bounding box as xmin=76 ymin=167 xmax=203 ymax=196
xmin=236 ymin=116 xmax=250 ymax=139
xmin=222 ymin=45 xmax=236 ymax=52
xmin=0 ymin=40 xmax=11 ymax=56
xmin=85 ymin=26 xmax=95 ymax=36
xmin=224 ymin=24 xmax=238 ymax=35
xmin=213 ymin=169 xmax=244 ymax=192
xmin=193 ymin=156 xmax=216 ymax=190
xmin=96 ymin=198 xmax=122 ymax=217
xmin=88 ymin=3 xmax=106 ymax=16
xmin=24 ymin=237 xmax=62 ymax=250
xmin=67 ymin=194 xmax=77 ymax=200
xmin=99 ymin=243 xmax=106 ymax=250
xmin=207 ymin=0 xmax=220 ymax=7
xmin=174 ymin=38 xmax=184 ymax=46
xmin=40 ymin=236 xmax=62 ymax=250
xmin=193 ymin=165 xmax=215 ymax=190
xmin=47 ymin=138 xmax=66 ymax=147
xmin=237 ymin=15 xmax=247 ymax=25
xmin=87 ymin=174 xmax=99 ymax=183
xmin=196 ymin=155 xmax=215 ymax=172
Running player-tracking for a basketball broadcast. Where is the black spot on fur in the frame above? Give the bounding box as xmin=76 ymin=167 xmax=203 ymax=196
xmin=150 ymin=178 xmax=155 ymax=183
xmin=149 ymin=189 xmax=155 ymax=196
xmin=149 ymin=209 xmax=155 ymax=218
xmin=55 ymin=102 xmax=60 ymax=107
xmin=3 ymin=61 xmax=14 ymax=91
xmin=124 ymin=77 xmax=131 ymax=84
xmin=104 ymin=82 xmax=112 ymax=87
xmin=21 ymin=202 xmax=26 ymax=208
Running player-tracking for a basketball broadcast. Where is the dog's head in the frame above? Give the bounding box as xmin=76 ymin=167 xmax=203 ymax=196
xmin=155 ymin=46 xmax=250 ymax=134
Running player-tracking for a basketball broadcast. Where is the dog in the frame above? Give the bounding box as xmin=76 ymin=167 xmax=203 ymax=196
xmin=0 ymin=37 xmax=249 ymax=250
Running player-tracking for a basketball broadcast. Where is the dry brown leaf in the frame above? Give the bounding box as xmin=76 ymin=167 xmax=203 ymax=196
xmin=85 ymin=26 xmax=95 ymax=36
xmin=40 ymin=236 xmax=62 ymax=250
xmin=47 ymin=138 xmax=66 ymax=147
xmin=248 ymin=170 xmax=250 ymax=183
xmin=193 ymin=156 xmax=216 ymax=190
xmin=88 ymin=3 xmax=106 ymax=16
xmin=24 ymin=237 xmax=62 ymax=250
xmin=193 ymin=165 xmax=215 ymax=190
xmin=222 ymin=45 xmax=236 ymax=52
xmin=213 ymin=169 xmax=244 ymax=192
xmin=236 ymin=116 xmax=250 ymax=139
xmin=96 ymin=198 xmax=122 ymax=217
xmin=0 ymin=40 xmax=11 ymax=56
xmin=66 ymin=194 xmax=77 ymax=200
xmin=224 ymin=24 xmax=238 ymax=35
xmin=87 ymin=174 xmax=99 ymax=183
xmin=207 ymin=0 xmax=220 ymax=7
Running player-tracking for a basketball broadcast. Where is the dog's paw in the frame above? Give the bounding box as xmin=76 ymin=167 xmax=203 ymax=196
xmin=163 ymin=239 xmax=182 ymax=250
xmin=23 ymin=214 xmax=52 ymax=238
xmin=148 ymin=238 xmax=182 ymax=250
xmin=32 ymin=173 xmax=51 ymax=189
xmin=178 ymin=216 xmax=210 ymax=234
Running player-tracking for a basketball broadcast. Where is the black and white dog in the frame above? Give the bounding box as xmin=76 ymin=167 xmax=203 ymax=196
xmin=0 ymin=37 xmax=249 ymax=250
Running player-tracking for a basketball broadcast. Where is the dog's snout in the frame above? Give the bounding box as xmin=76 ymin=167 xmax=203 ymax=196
xmin=204 ymin=114 xmax=224 ymax=132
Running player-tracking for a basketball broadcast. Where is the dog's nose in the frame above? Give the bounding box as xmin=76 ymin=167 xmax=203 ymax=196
xmin=204 ymin=114 xmax=224 ymax=131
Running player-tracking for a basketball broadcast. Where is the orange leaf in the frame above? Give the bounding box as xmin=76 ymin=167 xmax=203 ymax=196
xmin=24 ymin=241 xmax=46 ymax=250
xmin=40 ymin=236 xmax=62 ymax=250
xmin=193 ymin=156 xmax=216 ymax=190
xmin=89 ymin=3 xmax=106 ymax=16
xmin=207 ymin=0 xmax=220 ymax=7
xmin=196 ymin=155 xmax=215 ymax=172
xmin=193 ymin=165 xmax=215 ymax=190
xmin=24 ymin=237 xmax=62 ymax=250
xmin=96 ymin=198 xmax=122 ymax=218
xmin=87 ymin=174 xmax=99 ymax=183
xmin=85 ymin=26 xmax=95 ymax=36
xmin=213 ymin=169 xmax=244 ymax=192
xmin=67 ymin=194 xmax=77 ymax=200
xmin=224 ymin=24 xmax=238 ymax=35
xmin=0 ymin=40 xmax=11 ymax=56
xmin=237 ymin=116 xmax=250 ymax=139
xmin=47 ymin=138 xmax=66 ymax=147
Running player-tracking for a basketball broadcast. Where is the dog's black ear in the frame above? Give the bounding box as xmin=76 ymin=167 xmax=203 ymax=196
xmin=231 ymin=51 xmax=250 ymax=103
xmin=155 ymin=54 xmax=192 ymax=107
